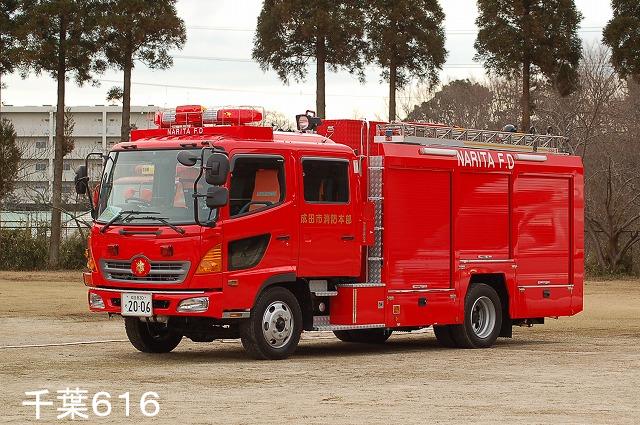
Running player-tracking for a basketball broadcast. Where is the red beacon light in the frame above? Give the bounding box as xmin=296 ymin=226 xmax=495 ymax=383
xmin=154 ymin=105 xmax=263 ymax=128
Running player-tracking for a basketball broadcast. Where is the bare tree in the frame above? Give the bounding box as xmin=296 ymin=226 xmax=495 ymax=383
xmin=584 ymin=139 xmax=640 ymax=273
xmin=406 ymin=79 xmax=495 ymax=128
xmin=263 ymin=110 xmax=295 ymax=131
xmin=533 ymin=46 xmax=640 ymax=273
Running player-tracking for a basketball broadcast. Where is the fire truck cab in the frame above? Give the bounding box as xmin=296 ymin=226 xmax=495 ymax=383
xmin=76 ymin=105 xmax=583 ymax=360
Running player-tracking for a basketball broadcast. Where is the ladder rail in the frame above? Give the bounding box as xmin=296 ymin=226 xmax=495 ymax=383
xmin=377 ymin=122 xmax=573 ymax=154
xmin=367 ymin=155 xmax=384 ymax=285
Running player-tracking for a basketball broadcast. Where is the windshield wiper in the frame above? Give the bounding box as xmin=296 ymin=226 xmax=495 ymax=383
xmin=127 ymin=215 xmax=186 ymax=235
xmin=100 ymin=210 xmax=159 ymax=233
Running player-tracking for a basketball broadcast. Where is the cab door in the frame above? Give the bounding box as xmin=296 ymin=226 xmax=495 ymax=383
xmin=298 ymin=156 xmax=361 ymax=277
xmin=220 ymin=151 xmax=297 ymax=310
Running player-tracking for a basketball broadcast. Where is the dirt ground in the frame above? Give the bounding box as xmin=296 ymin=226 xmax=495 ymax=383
xmin=0 ymin=272 xmax=638 ymax=424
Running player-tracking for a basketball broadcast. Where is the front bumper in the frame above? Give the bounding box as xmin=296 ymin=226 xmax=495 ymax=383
xmin=88 ymin=286 xmax=225 ymax=318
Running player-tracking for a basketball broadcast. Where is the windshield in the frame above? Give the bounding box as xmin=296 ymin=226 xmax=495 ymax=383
xmin=97 ymin=149 xmax=214 ymax=225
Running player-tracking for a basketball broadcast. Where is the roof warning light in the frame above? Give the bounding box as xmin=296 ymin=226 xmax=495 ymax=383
xmin=154 ymin=105 xmax=263 ymax=128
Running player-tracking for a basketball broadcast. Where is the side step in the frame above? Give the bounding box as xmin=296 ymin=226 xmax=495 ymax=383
xmin=309 ymin=280 xmax=337 ymax=297
xmin=312 ymin=316 xmax=385 ymax=332
xmin=312 ymin=291 xmax=338 ymax=297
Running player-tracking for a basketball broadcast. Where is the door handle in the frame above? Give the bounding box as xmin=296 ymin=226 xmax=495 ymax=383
xmin=341 ymin=235 xmax=355 ymax=241
xmin=276 ymin=234 xmax=290 ymax=241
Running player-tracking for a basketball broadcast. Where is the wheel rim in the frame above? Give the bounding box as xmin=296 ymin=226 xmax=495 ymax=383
xmin=262 ymin=301 xmax=293 ymax=349
xmin=470 ymin=296 xmax=496 ymax=339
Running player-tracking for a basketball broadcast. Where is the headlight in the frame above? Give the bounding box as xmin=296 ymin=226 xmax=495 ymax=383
xmin=89 ymin=292 xmax=105 ymax=309
xmin=177 ymin=297 xmax=209 ymax=313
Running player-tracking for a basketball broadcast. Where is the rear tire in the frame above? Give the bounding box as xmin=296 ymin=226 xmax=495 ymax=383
xmin=433 ymin=325 xmax=457 ymax=348
xmin=333 ymin=329 xmax=392 ymax=344
xmin=124 ymin=317 xmax=182 ymax=353
xmin=450 ymin=283 xmax=502 ymax=348
xmin=240 ymin=287 xmax=302 ymax=360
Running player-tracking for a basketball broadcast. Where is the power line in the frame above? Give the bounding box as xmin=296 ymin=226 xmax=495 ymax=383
xmin=98 ymin=79 xmax=420 ymax=99
xmin=186 ymin=25 xmax=606 ymax=34
xmin=172 ymin=54 xmax=485 ymax=68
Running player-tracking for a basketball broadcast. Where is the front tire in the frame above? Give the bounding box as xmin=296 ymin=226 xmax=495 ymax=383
xmin=124 ymin=317 xmax=182 ymax=353
xmin=240 ymin=287 xmax=302 ymax=360
xmin=450 ymin=283 xmax=502 ymax=348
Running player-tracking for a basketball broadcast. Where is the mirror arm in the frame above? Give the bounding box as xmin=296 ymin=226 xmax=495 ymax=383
xmin=83 ymin=152 xmax=105 ymax=220
xmin=192 ymin=149 xmax=207 ymax=227
xmin=192 ymin=147 xmax=220 ymax=227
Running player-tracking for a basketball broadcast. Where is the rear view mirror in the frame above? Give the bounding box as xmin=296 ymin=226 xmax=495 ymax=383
xmin=177 ymin=150 xmax=199 ymax=167
xmin=205 ymin=186 xmax=229 ymax=209
xmin=74 ymin=165 xmax=88 ymax=195
xmin=205 ymin=153 xmax=230 ymax=185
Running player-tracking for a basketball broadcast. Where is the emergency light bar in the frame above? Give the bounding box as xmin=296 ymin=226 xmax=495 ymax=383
xmin=154 ymin=105 xmax=263 ymax=128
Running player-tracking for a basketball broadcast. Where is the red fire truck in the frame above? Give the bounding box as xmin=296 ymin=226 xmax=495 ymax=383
xmin=75 ymin=105 xmax=584 ymax=360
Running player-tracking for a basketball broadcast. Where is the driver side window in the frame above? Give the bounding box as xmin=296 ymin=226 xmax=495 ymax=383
xmin=229 ymin=155 xmax=285 ymax=217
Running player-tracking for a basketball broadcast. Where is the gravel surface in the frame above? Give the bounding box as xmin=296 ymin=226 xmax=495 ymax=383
xmin=0 ymin=271 xmax=638 ymax=424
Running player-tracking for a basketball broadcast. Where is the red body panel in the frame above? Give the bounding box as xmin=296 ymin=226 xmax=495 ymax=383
xmin=86 ymin=119 xmax=584 ymax=329
xmin=330 ymin=286 xmax=385 ymax=325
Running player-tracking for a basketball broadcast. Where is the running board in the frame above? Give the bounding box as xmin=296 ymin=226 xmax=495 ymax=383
xmin=336 ymin=282 xmax=385 ymax=288
xmin=312 ymin=291 xmax=338 ymax=297
xmin=312 ymin=316 xmax=386 ymax=331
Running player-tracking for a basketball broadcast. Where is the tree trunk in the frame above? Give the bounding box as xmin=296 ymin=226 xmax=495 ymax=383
xmin=521 ymin=60 xmax=531 ymax=131
xmin=49 ymin=14 xmax=67 ymax=268
xmin=315 ymin=36 xmax=326 ymax=119
xmin=120 ymin=45 xmax=132 ymax=142
xmin=389 ymin=61 xmax=397 ymax=122
xmin=520 ymin=0 xmax=532 ymax=132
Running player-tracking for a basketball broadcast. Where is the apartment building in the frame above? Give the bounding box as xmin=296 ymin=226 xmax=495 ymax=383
xmin=0 ymin=105 xmax=159 ymax=207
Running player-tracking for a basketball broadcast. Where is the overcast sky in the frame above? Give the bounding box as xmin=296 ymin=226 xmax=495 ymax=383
xmin=2 ymin=0 xmax=612 ymax=121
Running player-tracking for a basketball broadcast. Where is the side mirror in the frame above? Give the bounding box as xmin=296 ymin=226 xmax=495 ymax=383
xmin=177 ymin=150 xmax=199 ymax=167
xmin=205 ymin=153 xmax=230 ymax=185
xmin=74 ymin=165 xmax=88 ymax=195
xmin=205 ymin=186 xmax=229 ymax=209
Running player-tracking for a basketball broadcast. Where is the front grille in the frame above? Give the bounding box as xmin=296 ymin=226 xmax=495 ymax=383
xmin=102 ymin=259 xmax=190 ymax=284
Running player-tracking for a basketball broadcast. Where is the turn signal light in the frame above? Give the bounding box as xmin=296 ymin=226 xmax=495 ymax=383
xmin=85 ymin=248 xmax=97 ymax=272
xmin=196 ymin=244 xmax=222 ymax=274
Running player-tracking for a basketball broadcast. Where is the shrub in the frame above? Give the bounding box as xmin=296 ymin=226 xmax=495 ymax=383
xmin=0 ymin=228 xmax=48 ymax=270
xmin=59 ymin=232 xmax=88 ymax=270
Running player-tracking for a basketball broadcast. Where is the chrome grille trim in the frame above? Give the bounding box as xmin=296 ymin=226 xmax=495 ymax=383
xmin=101 ymin=258 xmax=190 ymax=284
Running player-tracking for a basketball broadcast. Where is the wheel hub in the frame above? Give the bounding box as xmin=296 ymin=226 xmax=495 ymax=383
xmin=262 ymin=301 xmax=293 ymax=349
xmin=470 ymin=296 xmax=496 ymax=339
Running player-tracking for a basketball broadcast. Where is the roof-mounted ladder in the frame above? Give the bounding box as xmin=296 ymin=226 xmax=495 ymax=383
xmin=375 ymin=123 xmax=572 ymax=154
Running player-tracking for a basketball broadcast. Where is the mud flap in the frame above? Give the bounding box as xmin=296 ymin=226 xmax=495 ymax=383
xmin=499 ymin=315 xmax=512 ymax=338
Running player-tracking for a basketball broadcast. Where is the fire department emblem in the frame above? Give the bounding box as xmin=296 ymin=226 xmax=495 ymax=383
xmin=131 ymin=257 xmax=151 ymax=277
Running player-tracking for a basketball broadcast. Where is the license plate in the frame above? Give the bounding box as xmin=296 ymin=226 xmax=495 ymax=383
xmin=121 ymin=293 xmax=153 ymax=317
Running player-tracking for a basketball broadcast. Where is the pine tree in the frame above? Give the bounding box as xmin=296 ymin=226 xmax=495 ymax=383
xmin=253 ymin=0 xmax=367 ymax=118
xmin=603 ymin=0 xmax=640 ymax=82
xmin=475 ymin=0 xmax=583 ymax=131
xmin=101 ymin=0 xmax=185 ymax=142
xmin=0 ymin=0 xmax=21 ymax=111
xmin=366 ymin=0 xmax=447 ymax=121
xmin=17 ymin=0 xmax=105 ymax=267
